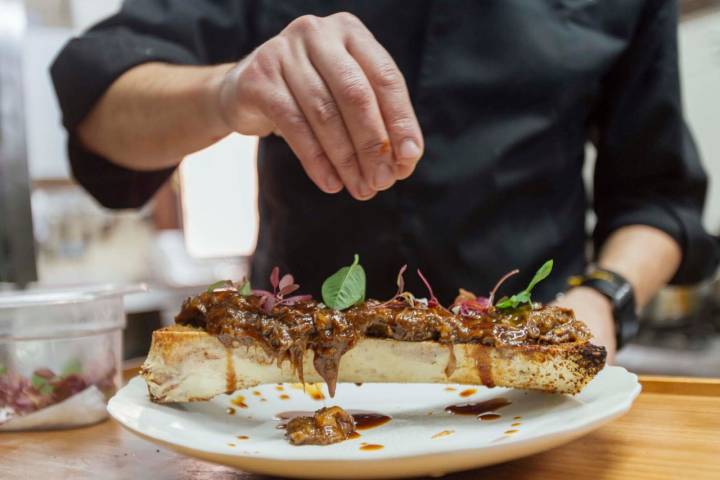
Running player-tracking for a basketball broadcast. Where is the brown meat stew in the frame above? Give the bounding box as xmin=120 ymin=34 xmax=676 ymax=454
xmin=175 ymin=290 xmax=590 ymax=396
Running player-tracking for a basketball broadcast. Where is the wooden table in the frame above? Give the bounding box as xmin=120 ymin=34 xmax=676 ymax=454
xmin=2 ymin=370 xmax=719 ymax=480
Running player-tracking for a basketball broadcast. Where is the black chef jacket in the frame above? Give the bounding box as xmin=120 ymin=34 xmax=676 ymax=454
xmin=51 ymin=0 xmax=719 ymax=303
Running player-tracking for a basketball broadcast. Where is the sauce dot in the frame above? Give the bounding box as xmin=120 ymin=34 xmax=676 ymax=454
xmin=511 ymin=422 xmax=521 ymax=427
xmin=279 ymin=394 xmax=290 ymax=400
xmin=237 ymin=435 xmax=249 ymax=440
xmin=360 ymin=444 xmax=384 ymax=451
xmin=227 ymin=443 xmax=236 ymax=447
xmin=459 ymin=388 xmax=477 ymax=397
xmin=444 ymin=387 xmax=457 ymax=392
xmin=504 ymin=429 xmax=519 ymax=435
xmin=231 ymin=396 xmax=248 ymax=408
xmin=252 ymin=391 xmax=262 ymax=397
xmin=432 ymin=430 xmax=454 ymax=439
xmin=276 ymin=385 xmax=284 ymax=391
xmin=226 ymin=407 xmax=236 ymax=415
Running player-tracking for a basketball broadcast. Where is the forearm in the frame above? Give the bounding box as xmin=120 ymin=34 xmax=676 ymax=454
xmin=596 ymin=224 xmax=682 ymax=309
xmin=76 ymin=62 xmax=233 ymax=171
xmin=555 ymin=224 xmax=682 ymax=361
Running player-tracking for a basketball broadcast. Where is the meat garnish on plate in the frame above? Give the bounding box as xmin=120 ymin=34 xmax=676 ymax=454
xmin=141 ymin=258 xmax=606 ymax=403
xmin=284 ymin=406 xmax=357 ymax=446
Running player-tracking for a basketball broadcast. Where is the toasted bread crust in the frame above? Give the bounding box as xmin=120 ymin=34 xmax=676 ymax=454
xmin=141 ymin=325 xmax=606 ymax=402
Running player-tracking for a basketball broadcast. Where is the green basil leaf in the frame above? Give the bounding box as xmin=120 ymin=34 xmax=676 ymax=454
xmin=61 ymin=358 xmax=82 ymax=377
xmin=525 ymin=260 xmax=553 ymax=294
xmin=495 ymin=296 xmax=515 ymax=309
xmin=239 ymin=279 xmax=252 ymax=296
xmin=321 ymin=254 xmax=366 ymax=310
xmin=31 ymin=374 xmax=54 ymax=395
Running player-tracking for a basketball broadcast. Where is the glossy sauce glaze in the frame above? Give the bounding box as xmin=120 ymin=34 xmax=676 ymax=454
xmin=479 ymin=413 xmax=501 ymax=421
xmin=176 ymin=291 xmax=590 ymax=398
xmin=445 ymin=397 xmax=511 ymax=416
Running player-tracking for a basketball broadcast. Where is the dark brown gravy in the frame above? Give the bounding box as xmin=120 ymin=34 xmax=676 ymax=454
xmin=445 ymin=397 xmax=511 ymax=416
xmin=352 ymin=412 xmax=392 ymax=430
xmin=275 ymin=410 xmax=391 ymax=431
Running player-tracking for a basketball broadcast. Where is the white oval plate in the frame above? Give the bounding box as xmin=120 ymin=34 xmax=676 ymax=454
xmin=109 ymin=366 xmax=640 ymax=479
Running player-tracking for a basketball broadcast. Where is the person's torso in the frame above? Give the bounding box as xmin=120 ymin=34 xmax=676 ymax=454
xmin=247 ymin=0 xmax=647 ymax=302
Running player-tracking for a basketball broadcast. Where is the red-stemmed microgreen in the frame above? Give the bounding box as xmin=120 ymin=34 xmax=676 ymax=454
xmin=452 ymin=260 xmax=554 ymax=314
xmin=378 ymin=265 xmax=445 ymax=309
xmin=488 ymin=269 xmax=520 ymax=306
xmin=494 ymin=260 xmax=553 ymax=310
xmin=416 ymin=268 xmax=441 ymax=308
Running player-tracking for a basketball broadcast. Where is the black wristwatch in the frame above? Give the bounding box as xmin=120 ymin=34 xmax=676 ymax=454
xmin=568 ymin=269 xmax=638 ymax=349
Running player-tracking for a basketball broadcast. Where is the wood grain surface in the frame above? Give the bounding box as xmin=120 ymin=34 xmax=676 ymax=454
xmin=1 ymin=374 xmax=719 ymax=480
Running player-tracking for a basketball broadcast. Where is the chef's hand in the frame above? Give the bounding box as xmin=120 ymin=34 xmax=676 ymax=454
xmin=552 ymin=287 xmax=617 ymax=363
xmin=215 ymin=13 xmax=424 ymax=200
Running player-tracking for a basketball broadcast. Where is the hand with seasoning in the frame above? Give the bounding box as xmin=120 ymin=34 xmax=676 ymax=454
xmin=217 ymin=13 xmax=424 ymax=200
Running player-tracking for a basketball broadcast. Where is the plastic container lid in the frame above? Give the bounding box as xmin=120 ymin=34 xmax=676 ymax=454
xmin=0 ymin=284 xmax=147 ymax=340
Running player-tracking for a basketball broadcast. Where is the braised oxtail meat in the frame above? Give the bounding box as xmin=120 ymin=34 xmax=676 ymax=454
xmin=174 ymin=290 xmax=591 ymax=397
xmin=285 ymin=406 xmax=356 ymax=446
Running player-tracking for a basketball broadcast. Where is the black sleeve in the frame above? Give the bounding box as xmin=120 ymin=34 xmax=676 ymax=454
xmin=50 ymin=0 xmax=256 ymax=209
xmin=592 ymin=0 xmax=719 ymax=285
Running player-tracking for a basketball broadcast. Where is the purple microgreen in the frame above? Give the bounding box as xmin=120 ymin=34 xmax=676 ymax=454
xmin=278 ymin=273 xmax=294 ymax=291
xmin=278 ymin=283 xmax=300 ymax=297
xmin=254 ymin=267 xmax=311 ymax=313
xmin=488 ymin=269 xmax=520 ymax=306
xmin=251 ymin=289 xmax=273 ymax=297
xmin=270 ymin=267 xmax=280 ymax=293
xmin=281 ymin=294 xmax=313 ymax=305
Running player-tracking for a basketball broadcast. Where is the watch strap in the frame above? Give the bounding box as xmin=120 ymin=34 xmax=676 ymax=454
xmin=568 ymin=269 xmax=638 ymax=349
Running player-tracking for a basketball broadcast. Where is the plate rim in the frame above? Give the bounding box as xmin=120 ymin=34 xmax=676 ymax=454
xmin=108 ymin=366 xmax=641 ymax=464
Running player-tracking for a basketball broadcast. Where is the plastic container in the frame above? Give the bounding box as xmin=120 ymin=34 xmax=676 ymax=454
xmin=0 ymin=284 xmax=145 ymax=431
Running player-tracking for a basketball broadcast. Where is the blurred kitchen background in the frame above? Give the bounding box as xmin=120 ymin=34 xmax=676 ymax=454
xmin=1 ymin=0 xmax=719 ymax=374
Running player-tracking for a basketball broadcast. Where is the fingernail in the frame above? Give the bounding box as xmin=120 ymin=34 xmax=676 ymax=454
xmin=374 ymin=163 xmax=394 ymax=189
xmin=357 ymin=181 xmax=374 ymax=199
xmin=325 ymin=173 xmax=342 ymax=192
xmin=398 ymin=138 xmax=421 ymax=161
